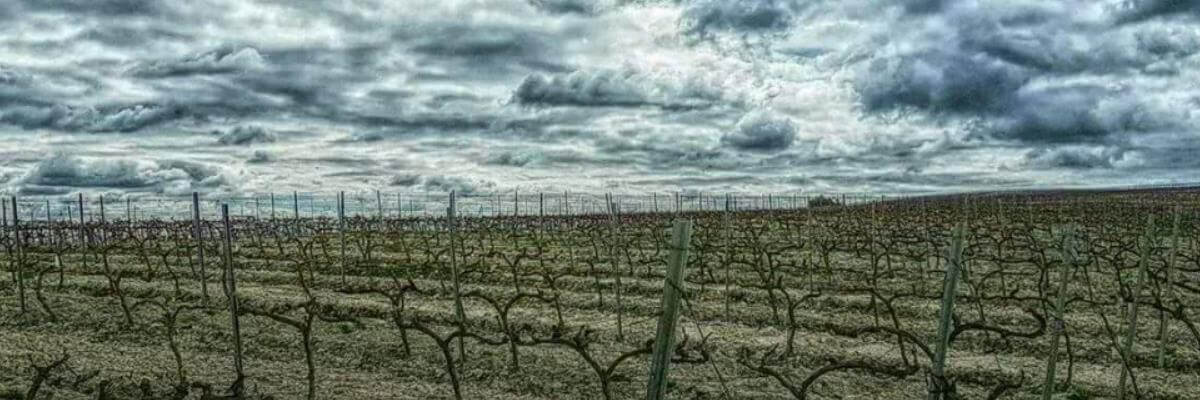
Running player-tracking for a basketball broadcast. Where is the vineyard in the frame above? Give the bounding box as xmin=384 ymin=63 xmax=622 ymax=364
xmin=2 ymin=189 xmax=1199 ymax=400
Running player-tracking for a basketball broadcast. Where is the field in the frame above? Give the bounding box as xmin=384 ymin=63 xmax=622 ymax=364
xmin=2 ymin=190 xmax=1199 ymax=400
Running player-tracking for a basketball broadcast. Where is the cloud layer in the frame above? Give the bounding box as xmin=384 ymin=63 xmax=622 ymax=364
xmin=0 ymin=0 xmax=1196 ymax=197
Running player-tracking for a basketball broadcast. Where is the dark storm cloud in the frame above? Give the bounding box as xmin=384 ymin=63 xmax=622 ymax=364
xmin=20 ymin=0 xmax=174 ymax=17
xmin=22 ymin=155 xmax=147 ymax=188
xmin=514 ymin=70 xmax=715 ymax=109
xmin=409 ymin=24 xmax=548 ymax=60
xmin=389 ymin=174 xmax=421 ymax=187
xmin=71 ymin=25 xmax=193 ymax=48
xmin=3 ymin=45 xmax=348 ymax=134
xmin=247 ymin=150 xmax=275 ymax=164
xmin=720 ymin=111 xmax=796 ymax=151
xmin=0 ymin=70 xmax=44 ymax=108
xmin=480 ymin=147 xmax=618 ymax=170
xmin=322 ymin=170 xmax=389 ymax=179
xmin=19 ymin=154 xmax=234 ymax=194
xmin=230 ymin=71 xmax=337 ymax=113
xmin=1140 ymin=137 xmax=1200 ymax=169
xmin=0 ymin=67 xmax=28 ymax=85
xmin=490 ymin=107 xmax=638 ymax=141
xmin=0 ymin=65 xmax=104 ymax=108
xmin=0 ymin=3 xmax=15 ymax=20
xmin=990 ymin=85 xmax=1175 ymax=143
xmin=386 ymin=114 xmax=498 ymax=132
xmin=126 ymin=45 xmax=404 ymax=126
xmin=422 ymin=176 xmax=497 ymax=194
xmin=900 ymin=0 xmax=950 ymax=14
xmin=957 ymin=17 xmax=1200 ymax=75
xmin=680 ymin=0 xmax=796 ymax=35
xmin=390 ymin=174 xmax=496 ymax=195
xmin=216 ymin=125 xmax=277 ymax=145
xmin=1135 ymin=25 xmax=1200 ymax=59
xmin=484 ymin=152 xmax=540 ymax=167
xmin=164 ymin=43 xmax=545 ymax=134
xmin=528 ymin=0 xmax=606 ymax=15
xmin=1114 ymin=0 xmax=1200 ymax=24
xmin=128 ymin=47 xmax=265 ymax=78
xmin=5 ymin=1 xmax=580 ymax=138
xmin=854 ymin=0 xmax=1196 ymax=146
xmin=588 ymin=132 xmax=756 ymax=173
xmin=0 ymin=103 xmax=184 ymax=132
xmin=399 ymin=16 xmax=576 ymax=78
xmin=1020 ymin=147 xmax=1122 ymax=169
xmin=515 ymin=71 xmax=658 ymax=107
xmin=330 ymin=113 xmax=499 ymax=137
xmin=292 ymin=156 xmax=378 ymax=168
xmin=856 ymin=50 xmax=1030 ymax=114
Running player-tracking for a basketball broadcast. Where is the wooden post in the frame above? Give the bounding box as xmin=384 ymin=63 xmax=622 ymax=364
xmin=447 ymin=191 xmax=467 ymax=360
xmin=930 ymin=223 xmax=966 ymax=400
xmin=77 ymin=194 xmax=85 ymax=248
xmin=1157 ymin=206 xmax=1182 ymax=368
xmin=645 ymin=219 xmax=694 ymax=400
xmin=1043 ymin=226 xmax=1076 ymax=400
xmin=193 ymin=193 xmax=209 ymax=305
xmin=1027 ymin=195 xmax=1034 ymax=227
xmin=270 ymin=193 xmax=276 ymax=221
xmin=514 ymin=189 xmax=519 ymax=216
xmin=293 ymin=191 xmax=300 ymax=219
xmin=98 ymin=195 xmax=106 ymax=244
xmin=338 ymin=192 xmax=347 ymax=286
xmin=11 ymin=196 xmax=27 ymax=314
xmin=539 ymin=192 xmax=544 ymax=217
xmin=723 ymin=194 xmax=732 ymax=319
xmin=606 ymin=193 xmax=626 ymax=340
xmin=46 ymin=200 xmax=55 ymax=257
xmin=1118 ymin=216 xmax=1154 ymax=399
xmin=221 ymin=204 xmax=246 ymax=396
xmin=1 ymin=198 xmax=6 ymax=227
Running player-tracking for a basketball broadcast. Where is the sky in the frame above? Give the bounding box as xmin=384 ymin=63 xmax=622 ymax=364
xmin=0 ymin=0 xmax=1197 ymax=199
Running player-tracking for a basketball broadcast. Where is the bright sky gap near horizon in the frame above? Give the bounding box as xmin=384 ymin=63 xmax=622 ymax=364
xmin=0 ymin=0 xmax=1197 ymax=199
